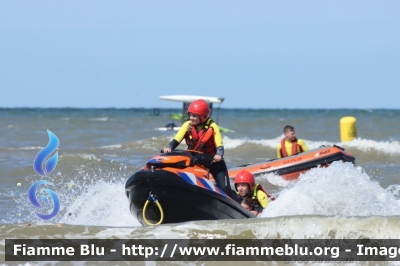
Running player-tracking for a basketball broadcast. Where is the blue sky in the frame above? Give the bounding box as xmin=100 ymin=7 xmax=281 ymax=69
xmin=1 ymin=1 xmax=399 ymax=109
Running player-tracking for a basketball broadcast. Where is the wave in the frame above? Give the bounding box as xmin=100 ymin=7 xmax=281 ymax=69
xmin=19 ymin=146 xmax=44 ymax=150
xmin=5 ymin=166 xmax=133 ymax=226
xmin=88 ymin=117 xmax=110 ymax=121
xmin=99 ymin=144 xmax=122 ymax=149
xmin=259 ymin=162 xmax=400 ymax=218
xmin=77 ymin=154 xmax=101 ymax=161
xmin=3 ymin=157 xmax=400 ymax=262
xmin=341 ymin=138 xmax=400 ymax=155
xmin=223 ymin=136 xmax=400 ymax=155
xmin=6 ymin=161 xmax=399 ymax=226
xmin=59 ymin=181 xmax=139 ymax=227
xmin=2 ymin=216 xmax=400 ymax=240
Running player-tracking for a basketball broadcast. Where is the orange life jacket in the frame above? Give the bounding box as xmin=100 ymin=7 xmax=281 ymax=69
xmin=185 ymin=119 xmax=216 ymax=155
xmin=280 ymin=138 xmax=303 ymax=158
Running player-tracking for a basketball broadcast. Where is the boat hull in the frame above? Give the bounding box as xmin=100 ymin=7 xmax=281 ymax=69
xmin=125 ymin=169 xmax=255 ymax=225
xmin=228 ymin=145 xmax=355 ymax=180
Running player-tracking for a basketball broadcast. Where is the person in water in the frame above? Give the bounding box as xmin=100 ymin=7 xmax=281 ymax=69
xmin=240 ymin=197 xmax=252 ymax=211
xmin=165 ymin=121 xmax=178 ymax=130
xmin=276 ymin=125 xmax=308 ymax=158
xmin=234 ymin=170 xmax=274 ymax=215
xmin=163 ymin=99 xmax=239 ymax=202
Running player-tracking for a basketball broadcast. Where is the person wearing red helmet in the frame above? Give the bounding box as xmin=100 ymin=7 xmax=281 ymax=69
xmin=234 ymin=170 xmax=274 ymax=215
xmin=163 ymin=99 xmax=239 ymax=202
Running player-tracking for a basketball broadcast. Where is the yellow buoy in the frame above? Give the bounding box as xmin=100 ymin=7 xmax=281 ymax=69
xmin=340 ymin=116 xmax=357 ymax=142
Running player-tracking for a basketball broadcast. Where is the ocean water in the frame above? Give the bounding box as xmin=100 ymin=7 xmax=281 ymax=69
xmin=1 ymin=108 xmax=400 ymax=265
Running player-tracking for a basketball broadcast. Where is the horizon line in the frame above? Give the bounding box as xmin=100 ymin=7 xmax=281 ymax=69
xmin=1 ymin=107 xmax=399 ymax=111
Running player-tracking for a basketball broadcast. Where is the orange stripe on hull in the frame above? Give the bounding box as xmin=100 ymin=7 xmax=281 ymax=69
xmin=228 ymin=145 xmax=355 ymax=181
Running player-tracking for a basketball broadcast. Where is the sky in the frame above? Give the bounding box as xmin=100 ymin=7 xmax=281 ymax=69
xmin=1 ymin=1 xmax=399 ymax=109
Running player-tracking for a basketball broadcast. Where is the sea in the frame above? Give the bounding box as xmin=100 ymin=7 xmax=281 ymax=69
xmin=1 ymin=108 xmax=400 ymax=266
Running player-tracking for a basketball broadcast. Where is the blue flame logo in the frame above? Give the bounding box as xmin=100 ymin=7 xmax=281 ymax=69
xmin=28 ymin=180 xmax=61 ymax=220
xmin=33 ymin=130 xmax=59 ymax=176
xmin=30 ymin=130 xmax=60 ymax=220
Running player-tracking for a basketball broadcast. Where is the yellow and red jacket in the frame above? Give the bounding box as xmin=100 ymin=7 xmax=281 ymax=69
xmin=277 ymin=138 xmax=308 ymax=158
xmin=173 ymin=119 xmax=224 ymax=156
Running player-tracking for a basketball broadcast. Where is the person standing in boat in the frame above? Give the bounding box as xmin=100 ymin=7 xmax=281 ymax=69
xmin=163 ymin=99 xmax=239 ymax=202
xmin=276 ymin=125 xmax=308 ymax=158
xmin=234 ymin=170 xmax=274 ymax=215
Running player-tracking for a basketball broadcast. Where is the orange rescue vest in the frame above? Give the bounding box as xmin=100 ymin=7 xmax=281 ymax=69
xmin=185 ymin=119 xmax=216 ymax=155
xmin=280 ymin=138 xmax=303 ymax=158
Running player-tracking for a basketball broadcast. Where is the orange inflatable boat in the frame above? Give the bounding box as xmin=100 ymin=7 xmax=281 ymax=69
xmin=228 ymin=145 xmax=355 ymax=181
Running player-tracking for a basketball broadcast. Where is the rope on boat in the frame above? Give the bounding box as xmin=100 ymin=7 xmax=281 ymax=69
xmin=142 ymin=191 xmax=164 ymax=226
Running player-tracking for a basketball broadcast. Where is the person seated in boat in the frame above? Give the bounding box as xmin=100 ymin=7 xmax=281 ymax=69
xmin=163 ymin=99 xmax=239 ymax=202
xmin=234 ymin=170 xmax=274 ymax=215
xmin=276 ymin=125 xmax=308 ymax=158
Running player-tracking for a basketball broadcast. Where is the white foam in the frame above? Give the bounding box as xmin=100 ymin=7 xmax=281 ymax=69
xmin=341 ymin=138 xmax=400 ymax=155
xmin=247 ymin=136 xmax=284 ymax=149
xmin=19 ymin=146 xmax=43 ymax=150
xmin=221 ymin=136 xmax=248 ymax=149
xmin=224 ymin=135 xmax=334 ymax=150
xmin=386 ymin=184 xmax=400 ymax=201
xmin=78 ymin=154 xmax=101 ymax=161
xmin=60 ymin=181 xmax=141 ymax=227
xmin=260 ymin=162 xmax=400 ymax=218
xmin=89 ymin=117 xmax=109 ymax=121
xmin=224 ymin=136 xmax=400 ymax=155
xmin=258 ymin=172 xmax=291 ymax=188
xmin=99 ymin=144 xmax=122 ymax=149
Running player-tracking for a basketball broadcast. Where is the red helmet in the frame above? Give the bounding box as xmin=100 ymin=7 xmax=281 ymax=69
xmin=188 ymin=99 xmax=210 ymax=122
xmin=234 ymin=170 xmax=255 ymax=191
